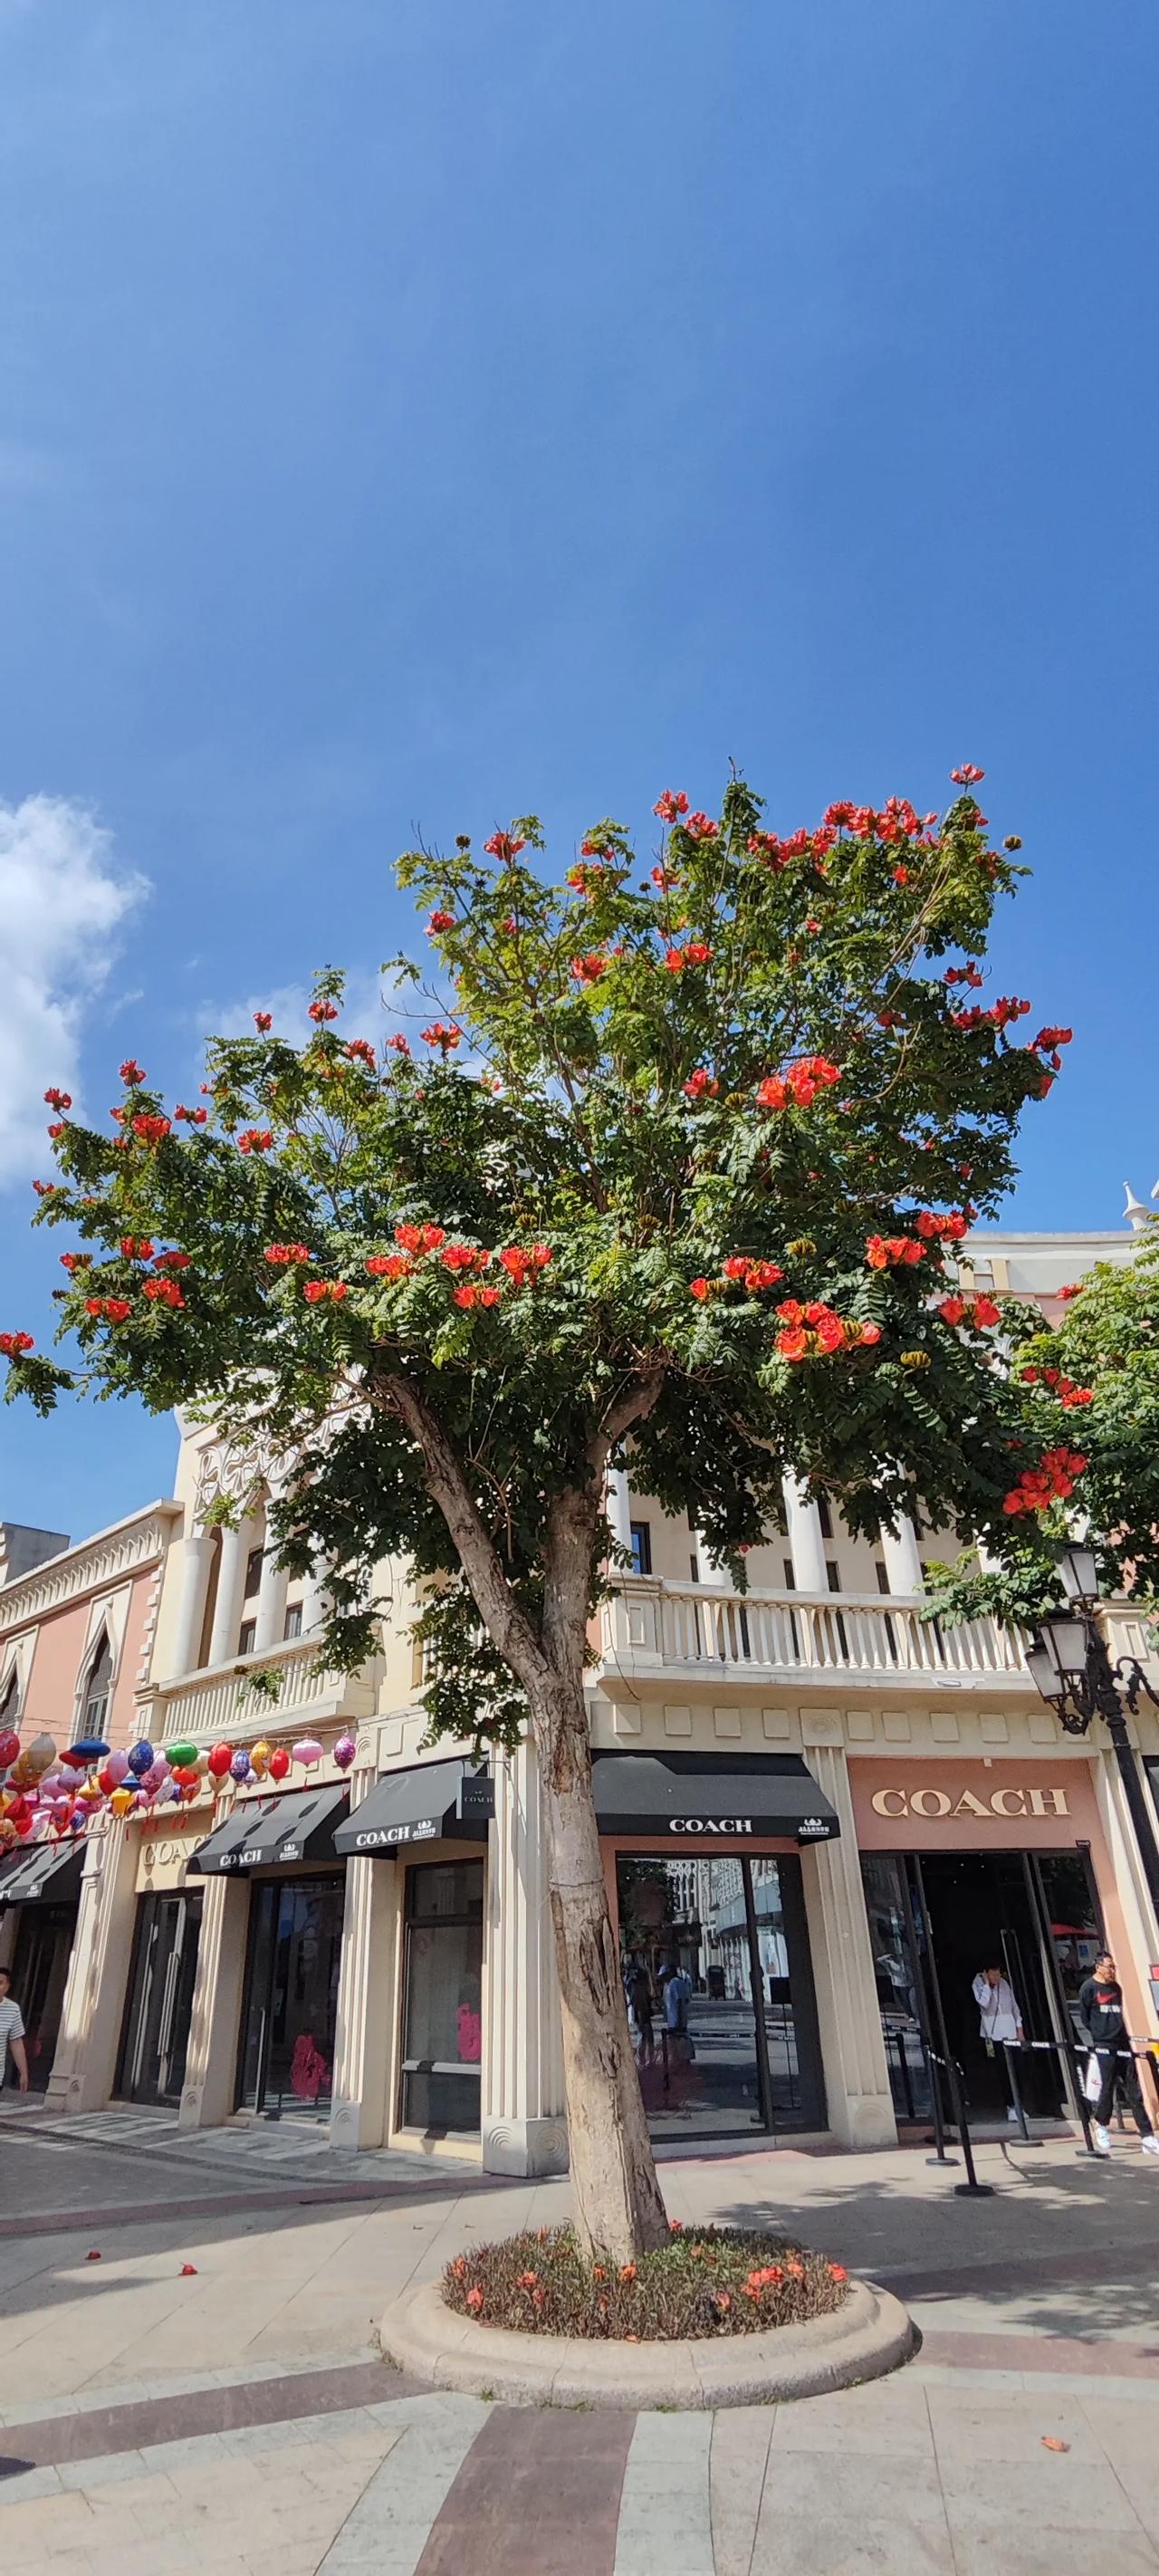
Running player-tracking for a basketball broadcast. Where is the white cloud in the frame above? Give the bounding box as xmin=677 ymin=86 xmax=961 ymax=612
xmin=0 ymin=795 xmax=148 ymax=1187
xmin=195 ymin=967 xmax=427 ymax=1053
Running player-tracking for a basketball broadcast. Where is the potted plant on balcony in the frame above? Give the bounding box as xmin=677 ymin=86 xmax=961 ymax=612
xmin=6 ymin=766 xmax=1077 ymax=2265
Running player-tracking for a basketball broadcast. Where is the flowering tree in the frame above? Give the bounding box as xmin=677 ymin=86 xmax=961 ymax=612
xmin=5 ymin=768 xmax=1075 ymax=2257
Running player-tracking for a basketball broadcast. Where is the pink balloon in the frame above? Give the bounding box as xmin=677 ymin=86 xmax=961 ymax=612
xmin=105 ymin=1749 xmax=130 ymax=1786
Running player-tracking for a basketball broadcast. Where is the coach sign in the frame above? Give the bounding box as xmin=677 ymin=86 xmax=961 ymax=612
xmin=849 ymin=1758 xmax=1099 ymax=1852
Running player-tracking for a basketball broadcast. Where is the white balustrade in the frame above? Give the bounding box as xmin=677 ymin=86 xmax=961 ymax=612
xmin=149 ymin=1634 xmax=375 ymax=1747
xmin=600 ymin=1578 xmax=1029 ymax=1687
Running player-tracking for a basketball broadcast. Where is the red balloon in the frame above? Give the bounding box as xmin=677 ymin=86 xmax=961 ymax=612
xmin=171 ymin=1765 xmax=199 ymax=1790
xmin=97 ymin=1765 xmax=116 ymax=1797
xmin=268 ymin=1747 xmax=291 ymax=1782
xmin=0 ymin=1729 xmax=19 ymax=1771
xmin=207 ymin=1742 xmax=233 ymax=1779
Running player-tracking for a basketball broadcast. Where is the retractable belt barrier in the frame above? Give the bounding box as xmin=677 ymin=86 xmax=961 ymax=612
xmin=919 ymin=2033 xmax=1159 ymax=2186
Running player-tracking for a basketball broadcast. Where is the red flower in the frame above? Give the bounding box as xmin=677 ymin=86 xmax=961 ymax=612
xmin=131 ymin=1113 xmax=170 ymax=1146
xmin=682 ymin=1068 xmax=719 ymax=1100
xmin=387 ymin=1033 xmax=411 ymax=1055
xmin=420 ymin=1022 xmax=462 ymax=1050
xmin=618 ymin=2262 xmax=637 ymax=2283
xmin=344 ymin=1039 xmax=377 ymax=1070
xmin=441 ymin=1245 xmax=477 ymax=1271
xmin=0 ymin=1331 xmax=34 ymax=1357
xmin=570 ymin=953 xmax=608 ymax=984
xmin=744 ymin=1261 xmax=784 ymax=1292
xmin=120 ymin=1236 xmax=154 ymax=1260
xmin=972 ymin=1294 xmax=1001 ymax=1327
xmin=722 ymin=1256 xmax=750 ymax=1280
xmin=60 ymin=1252 xmax=91 ymax=1271
xmin=484 ymin=830 xmax=527 ymax=862
xmin=892 ymin=865 xmax=909 ymax=886
xmin=302 ymin=1281 xmax=328 ymax=1303
xmin=689 ymin=1277 xmax=712 ymax=1302
xmin=453 ymin=1283 xmax=478 ymax=1308
xmin=43 ymin=1087 xmax=72 ymax=1110
xmin=156 ymin=1250 xmax=191 ymax=1269
xmin=939 ymin=1296 xmax=966 ymax=1327
xmin=427 ymin=910 xmax=455 ymax=933
xmin=829 ymin=2264 xmax=848 ymax=2282
xmin=685 ymin=812 xmax=720 ymax=841
xmin=466 ymin=2285 xmax=484 ymax=2312
xmin=143 ymin=1276 xmax=185 ymax=1308
xmin=858 ymin=1322 xmax=883 ymax=1345
xmin=777 ymin=1328 xmax=809 ymax=1361
xmin=253 ymin=1011 xmax=273 ymax=1032
xmin=815 ymin=1312 xmax=847 ymax=1352
xmin=105 ymin=1297 xmax=132 ymax=1322
xmin=308 ymin=998 xmax=340 ymax=1023
xmin=654 ymin=789 xmax=689 ymax=822
xmin=45 ymin=1122 xmax=64 ymax=1139
xmin=1058 ymin=1282 xmax=1082 ymax=1302
xmin=951 ymin=763 xmax=985 ymax=785
xmin=756 ymin=1074 xmax=788 ymax=1110
xmin=366 ymin=1253 xmax=411 ymax=1280
xmin=119 ymin=1059 xmax=146 ymax=1085
xmin=175 ymin=1104 xmax=208 ymax=1124
xmin=479 ymin=1285 xmax=501 ymax=1306
xmin=237 ymin=1129 xmax=273 ymax=1155
xmin=822 ymin=801 xmax=854 ymax=829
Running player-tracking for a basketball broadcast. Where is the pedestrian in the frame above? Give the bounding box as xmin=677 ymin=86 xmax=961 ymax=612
xmin=661 ymin=1960 xmax=694 ymax=2062
xmin=0 ymin=1966 xmax=29 ymax=2094
xmin=972 ymin=1962 xmax=1025 ymax=2121
xmin=1078 ymin=1950 xmax=1159 ymax=2158
xmin=625 ymin=1958 xmax=655 ymax=2067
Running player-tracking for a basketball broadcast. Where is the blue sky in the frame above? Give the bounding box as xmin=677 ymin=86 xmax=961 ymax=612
xmin=2 ymin=0 xmax=1156 ymax=1541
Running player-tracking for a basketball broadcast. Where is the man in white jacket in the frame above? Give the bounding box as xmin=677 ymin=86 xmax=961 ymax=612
xmin=972 ymin=1964 xmax=1025 ymax=2120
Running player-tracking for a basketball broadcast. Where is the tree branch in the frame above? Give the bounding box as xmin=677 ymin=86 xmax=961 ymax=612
xmin=370 ymin=1366 xmax=552 ymax=1701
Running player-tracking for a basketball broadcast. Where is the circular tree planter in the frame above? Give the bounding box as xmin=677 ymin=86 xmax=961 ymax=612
xmin=380 ymin=2273 xmax=915 ymax=2410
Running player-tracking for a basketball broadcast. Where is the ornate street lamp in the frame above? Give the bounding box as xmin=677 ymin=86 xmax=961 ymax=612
xmin=1026 ymin=1551 xmax=1159 ymax=1918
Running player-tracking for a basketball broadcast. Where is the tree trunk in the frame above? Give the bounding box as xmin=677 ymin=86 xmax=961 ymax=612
xmin=529 ymin=1668 xmax=670 ymax=2263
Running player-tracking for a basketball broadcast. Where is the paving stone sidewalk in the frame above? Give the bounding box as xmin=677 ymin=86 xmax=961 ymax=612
xmin=3 ymin=2122 xmax=1158 ymax=2571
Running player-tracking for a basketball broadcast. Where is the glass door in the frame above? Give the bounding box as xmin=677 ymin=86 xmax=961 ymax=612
xmin=118 ymin=1889 xmax=203 ymax=2106
xmin=236 ymin=1874 xmax=346 ymax=2118
xmin=9 ymin=1905 xmax=76 ymax=2093
xmin=398 ymin=1860 xmax=484 ymax=2135
xmin=616 ymin=1851 xmax=825 ymax=2139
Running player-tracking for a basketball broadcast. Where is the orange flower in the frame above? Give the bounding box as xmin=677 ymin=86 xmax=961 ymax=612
xmin=618 ymin=2262 xmax=637 ymax=2283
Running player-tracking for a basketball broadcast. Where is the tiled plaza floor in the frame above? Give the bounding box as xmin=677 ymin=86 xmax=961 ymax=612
xmin=3 ymin=2119 xmax=1159 ymax=2570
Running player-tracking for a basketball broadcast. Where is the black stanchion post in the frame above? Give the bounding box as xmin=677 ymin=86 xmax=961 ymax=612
xmin=945 ymin=2056 xmax=995 ymax=2198
xmin=1002 ymin=2043 xmax=1038 ymax=2147
xmin=920 ymin=2040 xmax=955 ymax=2164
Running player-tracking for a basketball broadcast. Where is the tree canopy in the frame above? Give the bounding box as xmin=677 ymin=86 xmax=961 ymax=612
xmin=5 ymin=767 xmax=1084 ymax=1738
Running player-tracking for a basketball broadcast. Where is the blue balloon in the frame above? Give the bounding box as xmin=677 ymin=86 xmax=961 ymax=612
xmin=65 ymin=1738 xmax=110 ymax=1767
xmin=127 ymin=1740 xmax=155 ymax=1779
xmin=230 ymin=1748 xmax=253 ymax=1783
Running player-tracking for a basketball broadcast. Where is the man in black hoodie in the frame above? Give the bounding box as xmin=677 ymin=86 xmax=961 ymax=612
xmin=1078 ymin=1952 xmax=1159 ymax=2158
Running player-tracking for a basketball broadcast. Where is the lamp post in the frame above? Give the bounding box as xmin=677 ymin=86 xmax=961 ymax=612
xmin=1024 ymin=1542 xmax=1159 ymax=1922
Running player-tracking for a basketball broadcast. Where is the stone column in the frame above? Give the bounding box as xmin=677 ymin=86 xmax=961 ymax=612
xmin=782 ymin=1475 xmax=828 ymax=1593
xmin=481 ymin=1741 xmax=568 ymax=2175
xmin=253 ymin=1524 xmax=290 ymax=1654
xmin=298 ymin=1558 xmax=331 ymax=1639
xmin=168 ymin=1532 xmax=217 ymax=1677
xmin=208 ymin=1523 xmax=250 ymax=1667
xmin=45 ymin=1815 xmax=140 ymax=2111
xmin=877 ymin=1513 xmax=924 ymax=1596
xmin=178 ymin=1870 xmax=250 ymax=2128
xmin=329 ymin=1783 xmax=402 ymax=2150
xmin=798 ymin=1733 xmax=896 ymax=2148
xmin=606 ymin=1467 xmax=633 ymax=1553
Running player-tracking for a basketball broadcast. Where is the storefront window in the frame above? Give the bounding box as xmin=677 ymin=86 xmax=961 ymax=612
xmin=616 ymin=1851 xmax=825 ymax=2139
xmin=117 ymin=1889 xmax=203 ymax=2107
xmin=399 ymin=1860 xmax=484 ymax=2135
xmin=859 ymin=1855 xmax=933 ymax=2121
xmin=236 ymin=1874 xmax=345 ymax=2117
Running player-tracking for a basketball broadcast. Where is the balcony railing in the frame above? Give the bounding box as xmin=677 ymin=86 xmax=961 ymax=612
xmin=599 ymin=1577 xmax=1031 ymax=1689
xmin=139 ymin=1634 xmax=378 ymax=1749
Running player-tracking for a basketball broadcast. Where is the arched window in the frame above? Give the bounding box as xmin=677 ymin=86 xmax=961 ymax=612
xmin=81 ymin=1632 xmax=113 ymax=1736
xmin=0 ymin=1667 xmax=17 ymax=1729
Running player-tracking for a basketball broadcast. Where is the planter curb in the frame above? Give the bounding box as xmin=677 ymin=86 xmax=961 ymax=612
xmin=379 ymin=2275 xmax=915 ymax=2409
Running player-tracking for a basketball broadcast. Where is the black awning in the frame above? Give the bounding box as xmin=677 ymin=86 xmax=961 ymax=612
xmin=0 ymin=1838 xmax=86 ymax=1908
xmin=187 ymin=1786 xmax=349 ymax=1878
xmin=334 ymin=1759 xmax=493 ymax=1857
xmin=590 ymin=1752 xmax=839 ymax=1845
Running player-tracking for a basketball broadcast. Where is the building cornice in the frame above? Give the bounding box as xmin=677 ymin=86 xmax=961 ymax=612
xmin=0 ymin=1500 xmax=180 ymax=1634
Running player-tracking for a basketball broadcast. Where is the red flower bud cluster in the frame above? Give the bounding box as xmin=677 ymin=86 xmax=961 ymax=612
xmin=684 ymin=811 xmax=720 ymax=841
xmin=570 ymin=952 xmax=608 ymax=983
xmin=915 ymin=1210 xmax=969 ymax=1241
xmin=1003 ymin=1447 xmax=1087 ymax=1515
xmin=263 ymin=1242 xmax=311 ymax=1265
xmin=1057 ymin=1282 xmax=1082 ymax=1302
xmin=175 ymin=1104 xmax=208 ymax=1123
xmin=43 ymin=1087 xmax=72 ymax=1110
xmin=308 ymin=999 xmax=339 ymax=1023
xmin=866 ymin=1235 xmax=924 ymax=1270
xmin=756 ymin=1057 xmax=841 ymax=1112
xmin=253 ymin=1011 xmax=273 ymax=1032
xmin=120 ymin=1059 xmax=146 ymax=1085
xmin=773 ymin=1298 xmax=882 ymax=1360
xmin=143 ymin=1276 xmax=185 ymax=1308
xmin=938 ymin=1294 xmax=1001 ymax=1329
xmin=1030 ymin=1024 xmax=1073 ymax=1072
xmin=743 ymin=2265 xmax=785 ymax=2298
xmin=566 ymin=864 xmax=607 ymax=899
xmin=46 ymin=1121 xmax=65 ymax=1139
xmin=654 ymin=789 xmax=689 ymax=822
xmin=33 ymin=1179 xmax=57 ymax=1195
xmin=944 ymin=962 xmax=983 ymax=988
xmin=664 ymin=942 xmax=714 ymax=973
xmin=60 ymin=1253 xmax=91 ymax=1271
xmin=420 ymin=1022 xmax=462 ymax=1049
xmin=302 ymin=1280 xmax=349 ymax=1304
xmin=951 ymin=998 xmax=1030 ymax=1035
xmin=484 ymin=830 xmax=527 ymax=862
xmin=85 ymin=1296 xmax=132 ymax=1322
xmin=344 ymin=1039 xmax=378 ymax=1070
xmin=0 ymin=1331 xmax=34 ymax=1357
xmin=498 ymin=1244 xmax=551 ymax=1283
xmin=387 ymin=1033 xmax=411 ymax=1055
xmin=1020 ymin=1364 xmax=1093 ymax=1408
xmin=682 ymin=1068 xmax=719 ymax=1100
xmin=453 ymin=1283 xmax=503 ymax=1309
xmin=951 ymin=763 xmax=985 ymax=785
xmin=237 ymin=1129 xmax=273 ymax=1154
xmin=156 ymin=1250 xmax=190 ymax=1269
xmin=442 ymin=1244 xmax=489 ymax=1272
xmin=721 ymin=1254 xmax=785 ymax=1291
xmin=426 ymin=910 xmax=455 ymax=933
xmin=120 ymin=1236 xmax=154 ymax=1259
xmin=366 ymin=1253 xmax=412 ymax=1279
xmin=395 ymin=1224 xmax=446 ymax=1254
xmin=130 ymin=1114 xmax=170 ymax=1146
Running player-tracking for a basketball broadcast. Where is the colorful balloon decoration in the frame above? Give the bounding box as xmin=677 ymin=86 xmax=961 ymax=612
xmin=0 ymin=1817 xmax=17 ymax=1852
xmin=127 ymin=1740 xmax=155 ymax=1779
xmin=0 ymin=1728 xmax=21 ymax=1771
xmin=9 ymin=1734 xmax=58 ymax=1791
xmin=230 ymin=1748 xmax=253 ymax=1783
xmin=110 ymin=1786 xmax=137 ymax=1817
xmin=167 ymin=1741 xmax=200 ymax=1770
xmin=268 ymin=1746 xmax=291 ymax=1782
xmin=170 ymin=1765 xmax=200 ymax=1791
xmin=292 ymin=1738 xmax=323 ymax=1770
xmin=63 ymin=1738 xmax=110 ymax=1769
xmin=333 ymin=1731 xmax=357 ymax=1772
xmin=207 ymin=1743 xmax=234 ymax=1780
xmin=250 ymin=1739 xmax=271 ymax=1778
xmin=106 ymin=1748 xmax=130 ymax=1785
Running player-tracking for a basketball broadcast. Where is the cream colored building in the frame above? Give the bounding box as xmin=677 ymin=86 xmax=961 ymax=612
xmin=8 ymin=1203 xmax=1158 ymax=2165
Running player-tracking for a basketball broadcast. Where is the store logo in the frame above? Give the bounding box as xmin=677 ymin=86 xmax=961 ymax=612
xmin=353 ymin=1818 xmax=438 ymax=1850
xmin=667 ymin=1816 xmax=754 ymax=1834
xmin=870 ymin=1784 xmax=1071 ymax=1821
xmin=798 ymin=1815 xmax=836 ymax=1839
